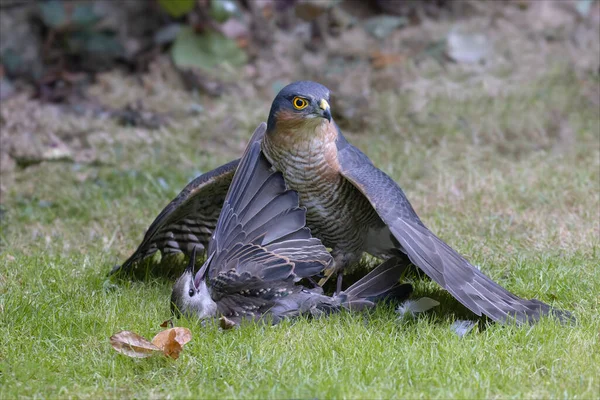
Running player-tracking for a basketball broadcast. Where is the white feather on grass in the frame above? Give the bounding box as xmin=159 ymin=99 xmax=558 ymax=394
xmin=396 ymin=297 xmax=440 ymax=318
xmin=451 ymin=320 xmax=477 ymax=337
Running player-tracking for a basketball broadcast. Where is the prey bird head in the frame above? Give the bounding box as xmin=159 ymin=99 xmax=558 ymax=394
xmin=267 ymin=81 xmax=332 ymax=132
xmin=171 ymin=247 xmax=217 ymax=319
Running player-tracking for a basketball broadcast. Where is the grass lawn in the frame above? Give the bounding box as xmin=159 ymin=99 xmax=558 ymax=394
xmin=1 ymin=63 xmax=598 ymax=398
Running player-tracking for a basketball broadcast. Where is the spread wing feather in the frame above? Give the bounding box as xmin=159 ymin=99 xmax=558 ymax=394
xmin=203 ymin=124 xmax=333 ymax=303
xmin=112 ymin=157 xmax=240 ymax=275
xmin=336 ymin=133 xmax=573 ymax=324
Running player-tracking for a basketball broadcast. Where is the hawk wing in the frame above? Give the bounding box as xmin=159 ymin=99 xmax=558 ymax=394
xmin=113 ymin=125 xmax=272 ymax=276
xmin=112 ymin=159 xmax=238 ymax=275
xmin=198 ymin=125 xmax=333 ymax=318
xmin=335 ymin=133 xmax=573 ymax=324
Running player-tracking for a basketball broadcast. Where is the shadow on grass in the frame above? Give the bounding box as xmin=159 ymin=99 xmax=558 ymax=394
xmin=108 ymin=250 xmax=208 ymax=282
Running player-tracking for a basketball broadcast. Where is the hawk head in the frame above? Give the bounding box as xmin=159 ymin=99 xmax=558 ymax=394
xmin=267 ymin=81 xmax=332 ymax=132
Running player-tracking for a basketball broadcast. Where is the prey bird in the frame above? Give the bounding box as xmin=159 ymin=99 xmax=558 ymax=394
xmin=115 ymin=81 xmax=572 ymax=325
xmin=170 ymin=124 xmax=411 ymax=324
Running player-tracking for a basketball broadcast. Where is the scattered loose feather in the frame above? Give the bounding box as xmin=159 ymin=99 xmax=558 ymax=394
xmin=451 ymin=320 xmax=478 ymax=337
xmin=396 ymin=297 xmax=440 ymax=318
xmin=219 ymin=316 xmax=237 ymax=330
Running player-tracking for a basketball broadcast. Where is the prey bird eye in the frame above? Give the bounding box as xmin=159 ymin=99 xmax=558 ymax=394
xmin=292 ymin=97 xmax=309 ymax=110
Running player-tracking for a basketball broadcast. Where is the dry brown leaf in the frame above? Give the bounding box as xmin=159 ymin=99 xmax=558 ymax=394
xmin=236 ymin=37 xmax=249 ymax=49
xmin=370 ymin=51 xmax=404 ymax=70
xmin=158 ymin=330 xmax=183 ymax=359
xmin=110 ymin=327 xmax=192 ymax=359
xmin=160 ymin=319 xmax=173 ymax=328
xmin=152 ymin=327 xmax=192 ymax=347
xmin=219 ymin=316 xmax=236 ymax=330
xmin=151 ymin=327 xmax=192 ymax=359
xmin=109 ymin=331 xmax=161 ymax=358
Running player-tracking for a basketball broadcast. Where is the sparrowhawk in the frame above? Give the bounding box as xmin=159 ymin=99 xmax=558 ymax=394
xmin=115 ymin=81 xmax=573 ymax=325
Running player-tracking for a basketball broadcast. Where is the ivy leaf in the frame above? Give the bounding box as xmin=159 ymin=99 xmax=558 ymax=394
xmin=158 ymin=0 xmax=195 ymax=18
xmin=171 ymin=27 xmax=247 ymax=72
xmin=39 ymin=0 xmax=67 ymax=29
xmin=72 ymin=3 xmax=101 ymax=27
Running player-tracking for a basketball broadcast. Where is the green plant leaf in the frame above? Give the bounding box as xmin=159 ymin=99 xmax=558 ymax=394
xmin=363 ymin=16 xmax=407 ymax=40
xmin=39 ymin=0 xmax=67 ymax=29
xmin=84 ymin=33 xmax=124 ymax=58
xmin=72 ymin=3 xmax=101 ymax=27
xmin=158 ymin=0 xmax=195 ymax=18
xmin=171 ymin=27 xmax=247 ymax=72
xmin=210 ymin=0 xmax=240 ymax=23
xmin=0 ymin=49 xmax=23 ymax=76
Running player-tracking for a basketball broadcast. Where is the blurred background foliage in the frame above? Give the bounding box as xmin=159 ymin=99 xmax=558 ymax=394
xmin=0 ymin=0 xmax=598 ymax=204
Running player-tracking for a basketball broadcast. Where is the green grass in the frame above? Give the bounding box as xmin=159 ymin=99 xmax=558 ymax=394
xmin=1 ymin=254 xmax=598 ymax=398
xmin=1 ymin=64 xmax=599 ymax=398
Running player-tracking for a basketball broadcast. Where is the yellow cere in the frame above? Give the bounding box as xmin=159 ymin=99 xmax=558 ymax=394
xmin=292 ymin=96 xmax=309 ymax=110
xmin=319 ymin=99 xmax=330 ymax=111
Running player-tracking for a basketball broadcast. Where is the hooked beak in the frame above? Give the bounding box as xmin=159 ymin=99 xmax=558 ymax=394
xmin=319 ymin=99 xmax=331 ymax=122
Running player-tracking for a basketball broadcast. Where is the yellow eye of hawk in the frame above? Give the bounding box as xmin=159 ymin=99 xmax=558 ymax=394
xmin=292 ymin=97 xmax=309 ymax=110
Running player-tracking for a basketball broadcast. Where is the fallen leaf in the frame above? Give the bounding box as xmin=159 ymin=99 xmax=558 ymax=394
xmin=158 ymin=330 xmax=182 ymax=359
xmin=109 ymin=331 xmax=161 ymax=358
xmin=160 ymin=319 xmax=173 ymax=328
xmin=152 ymin=327 xmax=192 ymax=348
xmin=152 ymin=327 xmax=192 ymax=359
xmin=110 ymin=327 xmax=192 ymax=359
xmin=219 ymin=316 xmax=236 ymax=330
xmin=370 ymin=51 xmax=404 ymax=69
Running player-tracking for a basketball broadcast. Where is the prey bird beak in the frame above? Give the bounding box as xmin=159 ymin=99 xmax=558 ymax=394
xmin=319 ymin=99 xmax=331 ymax=122
xmin=194 ymin=252 xmax=214 ymax=287
xmin=185 ymin=246 xmax=198 ymax=275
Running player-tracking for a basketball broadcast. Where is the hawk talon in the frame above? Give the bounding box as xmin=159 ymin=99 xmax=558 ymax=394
xmin=317 ymin=267 xmax=335 ymax=287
